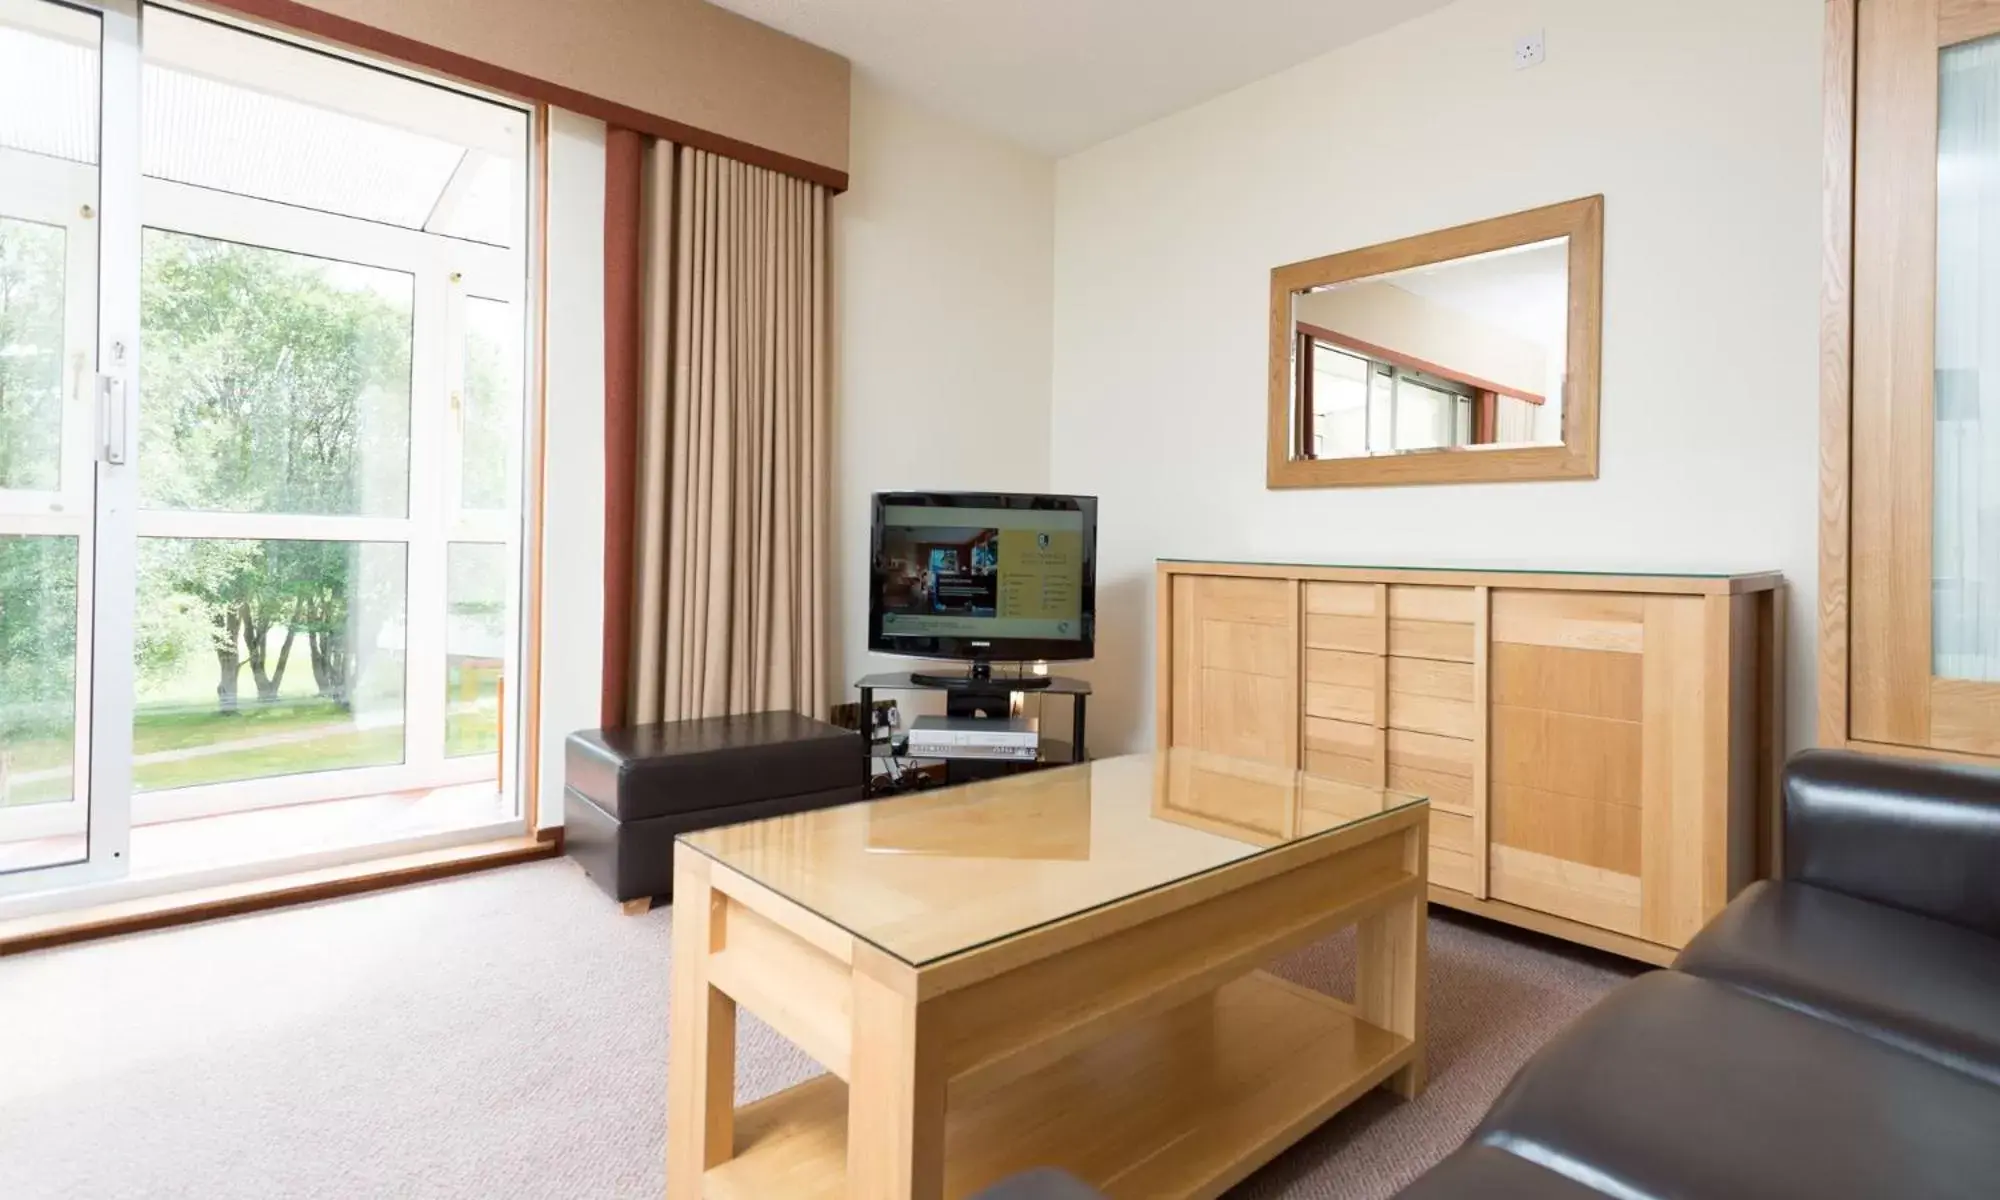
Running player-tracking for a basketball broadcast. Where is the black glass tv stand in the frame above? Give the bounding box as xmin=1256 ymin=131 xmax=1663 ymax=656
xmin=908 ymin=659 xmax=1056 ymax=690
xmin=855 ymin=670 xmax=1090 ymax=794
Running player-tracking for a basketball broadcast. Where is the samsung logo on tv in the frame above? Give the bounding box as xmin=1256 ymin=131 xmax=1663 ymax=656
xmin=971 ymin=641 xmax=992 ymax=647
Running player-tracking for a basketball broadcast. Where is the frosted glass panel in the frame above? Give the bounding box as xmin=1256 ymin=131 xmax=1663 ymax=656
xmin=1936 ymin=37 xmax=2000 ymax=680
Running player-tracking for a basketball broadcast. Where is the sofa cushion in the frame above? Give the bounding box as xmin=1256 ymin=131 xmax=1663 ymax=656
xmin=1784 ymin=749 xmax=2000 ymax=937
xmin=1468 ymin=972 xmax=2000 ymax=1200
xmin=1675 ymin=879 xmax=2000 ymax=1087
xmin=565 ymin=712 xmax=859 ymax=820
xmin=1393 ymin=1145 xmax=1610 ymax=1199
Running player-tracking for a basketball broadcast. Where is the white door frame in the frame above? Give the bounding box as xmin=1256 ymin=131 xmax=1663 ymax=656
xmin=0 ymin=0 xmax=141 ymax=897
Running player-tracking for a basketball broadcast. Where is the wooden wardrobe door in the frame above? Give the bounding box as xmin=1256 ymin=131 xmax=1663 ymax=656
xmin=1851 ymin=0 xmax=2000 ymax=756
xmin=1166 ymin=575 xmax=1300 ymax=767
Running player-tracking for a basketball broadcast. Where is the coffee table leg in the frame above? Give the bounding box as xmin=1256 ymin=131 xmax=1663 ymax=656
xmin=1357 ymin=825 xmax=1429 ymax=1099
xmin=668 ymin=850 xmax=737 ymax=1197
xmin=848 ymin=959 xmax=946 ymax=1199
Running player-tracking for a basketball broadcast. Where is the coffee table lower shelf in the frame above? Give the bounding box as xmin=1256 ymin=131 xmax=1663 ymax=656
xmin=703 ymin=970 xmax=1415 ymax=1200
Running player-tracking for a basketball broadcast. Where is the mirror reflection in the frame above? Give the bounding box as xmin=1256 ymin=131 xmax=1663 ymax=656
xmin=1291 ymin=237 xmax=1568 ymax=460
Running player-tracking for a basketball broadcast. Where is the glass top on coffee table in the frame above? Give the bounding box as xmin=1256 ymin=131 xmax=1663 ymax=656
xmin=678 ymin=748 xmax=1426 ymax=967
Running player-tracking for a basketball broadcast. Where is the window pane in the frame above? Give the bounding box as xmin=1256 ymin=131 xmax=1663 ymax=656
xmin=0 ymin=534 xmax=76 ymax=809
xmin=1936 ymin=37 xmax=2000 ymax=681
xmin=1394 ymin=377 xmax=1459 ymax=451
xmin=1367 ymin=367 xmax=1395 ymax=454
xmin=143 ymin=65 xmax=462 ymax=230
xmin=138 ymin=229 xmax=413 ymax=516
xmin=0 ymin=9 xmax=98 ymax=165
xmin=1310 ymin=344 xmax=1369 ymax=458
xmin=140 ymin=8 xmax=499 ymax=231
xmin=133 ymin=538 xmax=406 ymax=792
xmin=460 ymin=297 xmax=519 ymax=512
xmin=0 ymin=215 xmax=64 ymax=492
xmin=445 ymin=541 xmax=506 ymax=758
xmin=431 ymin=153 xmax=521 ymax=248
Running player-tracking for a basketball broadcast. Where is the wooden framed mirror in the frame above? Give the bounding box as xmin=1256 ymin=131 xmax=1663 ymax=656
xmin=1267 ymin=195 xmax=1603 ymax=488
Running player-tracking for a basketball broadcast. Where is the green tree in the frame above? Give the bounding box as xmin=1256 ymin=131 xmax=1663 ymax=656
xmin=1 ymin=221 xmax=77 ymax=793
xmin=0 ymin=217 xmax=65 ymax=492
xmin=461 ymin=299 xmax=516 ymax=511
xmin=0 ymin=537 xmax=77 ymax=751
xmin=139 ymin=231 xmax=413 ymax=711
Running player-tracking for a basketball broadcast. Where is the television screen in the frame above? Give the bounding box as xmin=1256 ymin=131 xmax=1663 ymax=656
xmin=868 ymin=492 xmax=1096 ymax=664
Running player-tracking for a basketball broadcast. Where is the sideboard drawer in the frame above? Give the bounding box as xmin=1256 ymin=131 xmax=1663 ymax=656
xmin=1303 ymin=717 xmax=1383 ymax=787
xmin=1429 ymin=810 xmax=1478 ymax=895
xmin=1387 ymin=585 xmax=1477 ymax=662
xmin=1305 ymin=648 xmax=1385 ymax=726
xmin=1304 ymin=582 xmax=1385 ymax=654
xmin=1387 ymin=657 xmax=1476 ymax=739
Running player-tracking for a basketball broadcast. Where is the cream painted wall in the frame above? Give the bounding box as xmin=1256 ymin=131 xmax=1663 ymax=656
xmin=1049 ymin=0 xmax=1823 ymax=754
xmin=830 ymin=76 xmax=1057 ymax=700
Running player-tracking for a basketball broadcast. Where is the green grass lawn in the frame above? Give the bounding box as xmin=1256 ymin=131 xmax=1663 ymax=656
xmin=4 ymin=698 xmax=406 ymax=807
xmin=132 ymin=698 xmax=378 ymax=754
xmin=133 ymin=703 xmax=407 ymax=792
xmin=133 ymin=725 xmax=408 ymax=792
xmin=3 ymin=660 xmax=504 ymax=809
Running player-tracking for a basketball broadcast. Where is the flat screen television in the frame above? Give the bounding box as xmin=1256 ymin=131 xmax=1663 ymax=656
xmin=868 ymin=491 xmax=1097 ymax=683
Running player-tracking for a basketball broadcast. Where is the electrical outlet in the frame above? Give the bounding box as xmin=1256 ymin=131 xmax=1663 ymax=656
xmin=1515 ymin=28 xmax=1546 ymax=69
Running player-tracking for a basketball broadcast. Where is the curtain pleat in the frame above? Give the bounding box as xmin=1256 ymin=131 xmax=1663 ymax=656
xmin=629 ymin=144 xmax=828 ymax=724
xmin=629 ymin=141 xmax=675 ymax=717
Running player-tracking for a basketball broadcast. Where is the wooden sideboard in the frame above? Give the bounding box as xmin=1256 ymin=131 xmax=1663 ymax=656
xmin=1155 ymin=560 xmax=1785 ymax=965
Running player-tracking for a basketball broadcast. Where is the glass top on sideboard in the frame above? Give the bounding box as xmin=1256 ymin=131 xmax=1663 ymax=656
xmin=1157 ymin=557 xmax=1772 ymax=580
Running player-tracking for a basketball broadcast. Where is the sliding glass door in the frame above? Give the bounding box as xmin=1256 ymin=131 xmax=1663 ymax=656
xmin=1 ymin=0 xmax=529 ymax=897
xmin=0 ymin=0 xmax=138 ymax=890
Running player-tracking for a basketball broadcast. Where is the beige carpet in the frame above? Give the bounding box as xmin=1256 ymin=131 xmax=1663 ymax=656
xmin=0 ymin=859 xmax=1638 ymax=1199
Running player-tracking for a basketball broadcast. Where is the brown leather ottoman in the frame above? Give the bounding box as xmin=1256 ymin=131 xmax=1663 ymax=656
xmin=563 ymin=711 xmax=861 ymax=908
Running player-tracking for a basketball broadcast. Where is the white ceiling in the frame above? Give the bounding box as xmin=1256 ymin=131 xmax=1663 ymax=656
xmin=708 ymin=0 xmax=1457 ymax=155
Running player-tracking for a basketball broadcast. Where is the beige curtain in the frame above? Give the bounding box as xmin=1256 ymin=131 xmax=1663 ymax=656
xmin=629 ymin=143 xmax=829 ymax=723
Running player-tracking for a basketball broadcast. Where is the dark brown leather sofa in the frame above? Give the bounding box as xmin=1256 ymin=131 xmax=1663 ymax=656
xmin=1399 ymin=749 xmax=2000 ymax=1199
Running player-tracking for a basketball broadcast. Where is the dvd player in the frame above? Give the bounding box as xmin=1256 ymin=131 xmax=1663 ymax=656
xmin=905 ymin=715 xmax=1039 ymax=760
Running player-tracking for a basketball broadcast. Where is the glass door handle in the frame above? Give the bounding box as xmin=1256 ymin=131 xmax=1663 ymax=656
xmin=98 ymin=373 xmax=128 ymax=465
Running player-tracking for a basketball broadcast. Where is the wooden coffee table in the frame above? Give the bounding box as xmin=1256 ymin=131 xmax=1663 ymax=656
xmin=667 ymin=749 xmax=1429 ymax=1199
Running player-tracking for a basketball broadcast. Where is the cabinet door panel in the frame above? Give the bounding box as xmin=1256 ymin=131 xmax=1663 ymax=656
xmin=1491 ymin=590 xmax=1646 ymax=653
xmin=1490 ymin=641 xmax=1642 ymax=721
xmin=1491 ymin=589 xmax=1652 ymax=937
xmin=1490 ymin=844 xmax=1642 ymax=936
xmin=1490 ymin=706 xmax=1641 ymax=806
xmin=1490 ymin=782 xmax=1640 ymax=877
xmin=1168 ymin=575 xmax=1299 ymax=766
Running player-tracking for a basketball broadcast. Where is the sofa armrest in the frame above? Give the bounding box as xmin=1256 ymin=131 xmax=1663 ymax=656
xmin=1785 ymin=749 xmax=2000 ymax=937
